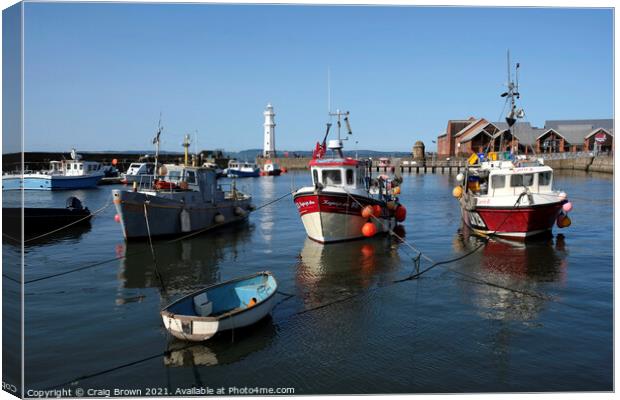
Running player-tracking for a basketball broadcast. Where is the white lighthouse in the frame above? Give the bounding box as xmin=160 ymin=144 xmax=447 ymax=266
xmin=263 ymin=103 xmax=276 ymax=158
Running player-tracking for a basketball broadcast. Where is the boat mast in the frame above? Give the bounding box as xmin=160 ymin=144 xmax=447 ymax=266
xmin=183 ymin=134 xmax=191 ymax=166
xmin=500 ymin=50 xmax=524 ymax=155
xmin=153 ymin=114 xmax=163 ymax=183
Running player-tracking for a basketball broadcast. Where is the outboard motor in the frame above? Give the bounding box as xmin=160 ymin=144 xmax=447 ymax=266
xmin=66 ymin=196 xmax=83 ymax=210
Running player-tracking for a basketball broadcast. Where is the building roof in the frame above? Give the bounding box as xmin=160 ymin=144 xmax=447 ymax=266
xmin=584 ymin=127 xmax=613 ymax=139
xmin=459 ymin=122 xmax=497 ymax=143
xmin=493 ymin=121 xmax=542 ymax=146
xmin=454 ymin=119 xmax=483 ymax=138
xmin=545 ymin=119 xmax=614 ymax=131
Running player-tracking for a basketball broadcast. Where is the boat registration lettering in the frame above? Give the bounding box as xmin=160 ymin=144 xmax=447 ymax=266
xmin=467 ymin=211 xmax=487 ymax=228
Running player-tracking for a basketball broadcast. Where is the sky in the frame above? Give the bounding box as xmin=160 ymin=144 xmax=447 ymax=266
xmin=16 ymin=3 xmax=614 ymax=153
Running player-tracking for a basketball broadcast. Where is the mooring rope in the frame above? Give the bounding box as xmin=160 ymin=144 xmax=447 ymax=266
xmin=3 ymin=200 xmax=113 ymax=245
xmin=19 ymin=191 xmax=295 ymax=285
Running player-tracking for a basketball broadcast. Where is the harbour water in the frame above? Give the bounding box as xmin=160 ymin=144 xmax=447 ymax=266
xmin=4 ymin=170 xmax=613 ymax=393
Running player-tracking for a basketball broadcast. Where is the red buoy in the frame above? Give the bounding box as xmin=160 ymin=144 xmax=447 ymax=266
xmin=114 ymin=214 xmax=121 ymax=223
xmin=373 ymin=205 xmax=382 ymax=217
xmin=361 ymin=205 xmax=375 ymax=219
xmin=395 ymin=205 xmax=407 ymax=222
xmin=362 ymin=222 xmax=377 ymax=237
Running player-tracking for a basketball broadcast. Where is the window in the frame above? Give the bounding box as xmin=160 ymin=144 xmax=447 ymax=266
xmin=491 ymin=175 xmax=506 ymax=189
xmin=346 ymin=169 xmax=354 ymax=185
xmin=539 ymin=171 xmax=552 ymax=186
xmin=322 ymin=170 xmax=342 ymax=185
xmin=312 ymin=169 xmax=319 ymax=185
xmin=510 ymin=174 xmax=533 ymax=187
xmin=185 ymin=170 xmax=196 ymax=184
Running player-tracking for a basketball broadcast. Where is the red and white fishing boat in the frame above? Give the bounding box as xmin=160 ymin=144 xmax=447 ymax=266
xmin=453 ymin=57 xmax=573 ymax=239
xmin=293 ymin=110 xmax=407 ymax=243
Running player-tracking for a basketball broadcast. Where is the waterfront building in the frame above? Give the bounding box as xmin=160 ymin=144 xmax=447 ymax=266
xmin=436 ymin=118 xmax=613 ymax=157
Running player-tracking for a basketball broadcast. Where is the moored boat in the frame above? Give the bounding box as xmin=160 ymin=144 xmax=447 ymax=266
xmin=3 ymin=196 xmax=92 ymax=239
xmin=120 ymin=162 xmax=156 ymax=185
xmin=160 ymin=271 xmax=278 ymax=342
xmin=293 ymin=110 xmax=407 ymax=243
xmin=2 ymin=150 xmax=104 ymax=190
xmin=226 ymin=160 xmax=260 ymax=178
xmin=112 ymin=127 xmax=253 ymax=240
xmin=452 ymin=56 xmax=572 ymax=239
xmin=260 ymin=160 xmax=282 ymax=176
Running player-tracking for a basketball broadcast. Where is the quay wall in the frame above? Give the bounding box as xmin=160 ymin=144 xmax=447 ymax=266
xmin=256 ymin=157 xmax=311 ymax=170
xmin=544 ymin=156 xmax=613 ymax=174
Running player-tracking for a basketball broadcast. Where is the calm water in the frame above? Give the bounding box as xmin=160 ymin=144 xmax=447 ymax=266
xmin=3 ymin=170 xmax=613 ymax=394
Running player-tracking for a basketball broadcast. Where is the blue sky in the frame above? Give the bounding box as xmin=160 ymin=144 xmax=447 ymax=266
xmin=21 ymin=3 xmax=613 ymax=152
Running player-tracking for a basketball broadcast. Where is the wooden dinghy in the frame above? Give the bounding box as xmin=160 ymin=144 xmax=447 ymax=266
xmin=161 ymin=271 xmax=278 ymax=341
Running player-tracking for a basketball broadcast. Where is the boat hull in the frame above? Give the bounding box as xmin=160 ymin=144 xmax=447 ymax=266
xmin=112 ymin=190 xmax=252 ymax=240
xmin=2 ymin=173 xmax=103 ymax=190
xmin=161 ymin=272 xmax=277 ymax=342
xmin=460 ymin=202 xmax=564 ymax=239
xmin=3 ymin=207 xmax=92 ymax=239
xmin=227 ymin=170 xmax=260 ymax=178
xmin=294 ymin=191 xmax=396 ymax=243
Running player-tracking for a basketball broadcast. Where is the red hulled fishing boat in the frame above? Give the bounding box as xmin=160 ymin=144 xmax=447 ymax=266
xmin=453 ymin=56 xmax=573 ymax=239
xmin=293 ymin=110 xmax=407 ymax=243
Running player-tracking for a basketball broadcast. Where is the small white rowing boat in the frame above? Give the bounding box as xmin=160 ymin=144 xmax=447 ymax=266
xmin=160 ymin=271 xmax=278 ymax=341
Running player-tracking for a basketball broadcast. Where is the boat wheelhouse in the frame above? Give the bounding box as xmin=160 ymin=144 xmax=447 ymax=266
xmin=293 ymin=110 xmax=406 ymax=243
xmin=121 ymin=162 xmax=156 ymax=185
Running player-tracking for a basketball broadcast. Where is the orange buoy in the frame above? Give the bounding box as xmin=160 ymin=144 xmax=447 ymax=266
xmin=452 ymin=186 xmax=463 ymax=198
xmin=557 ymin=215 xmax=572 ymax=228
xmin=392 ymin=186 xmax=401 ymax=195
xmin=373 ymin=204 xmax=382 ymax=217
xmin=112 ymin=158 xmax=118 ymax=166
xmin=281 ymin=167 xmax=288 ymax=173
xmin=395 ymin=205 xmax=407 ymax=222
xmin=361 ymin=205 xmax=375 ymax=219
xmin=247 ymin=297 xmax=257 ymax=308
xmin=361 ymin=222 xmax=377 ymax=237
xmin=114 ymin=214 xmax=121 ymax=223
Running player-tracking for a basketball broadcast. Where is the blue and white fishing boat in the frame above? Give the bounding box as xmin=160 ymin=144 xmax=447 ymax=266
xmin=2 ymin=149 xmax=104 ymax=190
xmin=225 ymin=160 xmax=260 ymax=178
xmin=160 ymin=271 xmax=278 ymax=341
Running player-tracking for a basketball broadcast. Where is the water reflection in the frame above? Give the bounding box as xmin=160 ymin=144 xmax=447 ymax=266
xmin=454 ymin=225 xmax=568 ymax=322
xmin=296 ymin=236 xmax=403 ymax=308
xmin=116 ymin=223 xmax=253 ymax=299
xmin=3 ymin=218 xmax=92 ymax=247
xmin=163 ymin=317 xmax=277 ymax=367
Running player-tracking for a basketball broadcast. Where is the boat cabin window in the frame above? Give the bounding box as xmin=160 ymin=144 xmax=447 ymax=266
xmin=539 ymin=171 xmax=552 ymax=186
xmin=167 ymin=170 xmax=182 ymax=182
xmin=185 ymin=170 xmax=197 ymax=184
xmin=312 ymin=169 xmax=319 ymax=185
xmin=322 ymin=169 xmax=342 ymax=185
xmin=346 ymin=169 xmax=354 ymax=185
xmin=510 ymin=173 xmax=534 ymax=187
xmin=491 ymin=175 xmax=506 ymax=189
